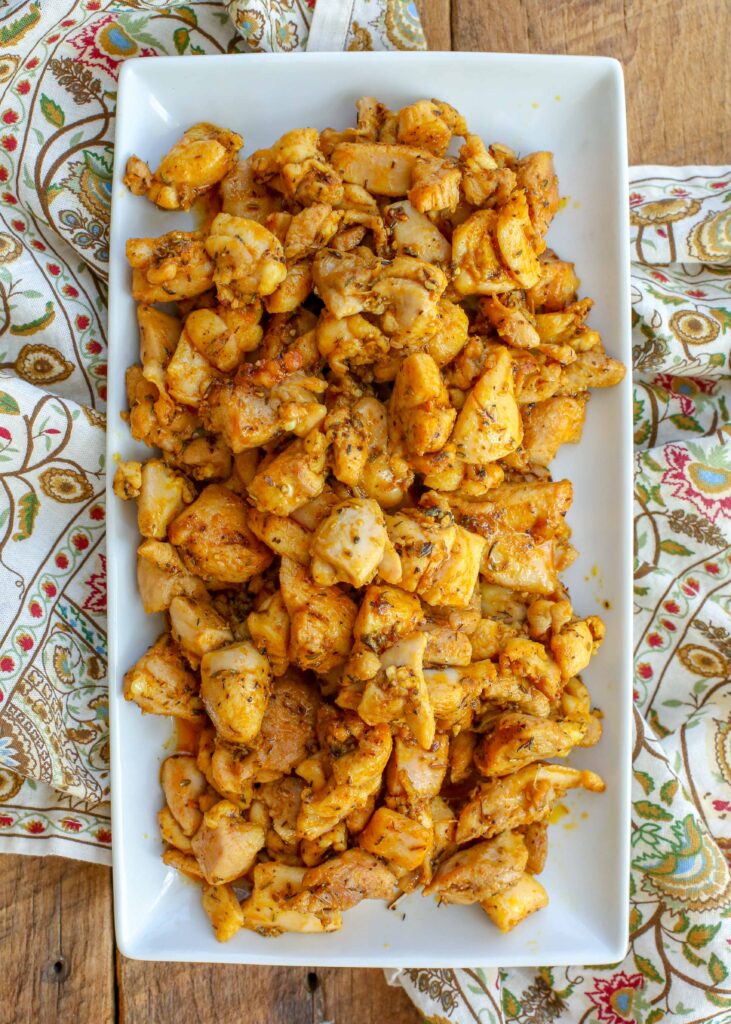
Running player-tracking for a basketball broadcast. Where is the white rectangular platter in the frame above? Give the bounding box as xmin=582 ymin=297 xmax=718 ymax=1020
xmin=107 ymin=51 xmax=633 ymax=966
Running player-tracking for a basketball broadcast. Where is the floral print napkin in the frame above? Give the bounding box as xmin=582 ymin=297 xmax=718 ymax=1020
xmin=0 ymin=1 xmax=729 ymax=1018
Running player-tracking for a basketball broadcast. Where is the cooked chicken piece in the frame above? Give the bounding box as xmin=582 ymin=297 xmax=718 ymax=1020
xmin=525 ymin=253 xmax=580 ymax=311
xmin=549 ymin=620 xmax=595 ymax=681
xmin=257 ymin=776 xmax=305 ymax=846
xmin=200 ymin=883 xmax=245 ymax=943
xmin=524 ymin=820 xmax=549 ymax=874
xmin=260 ymin=308 xmax=320 ymax=367
xmin=133 ymin=460 xmax=194 ymax=540
xmin=233 ymin=673 xmax=320 ymax=783
xmin=248 ymin=429 xmax=328 ymax=517
xmin=310 ymin=497 xmax=401 ymax=588
xmin=425 ymin=830 xmax=528 ymax=904
xmin=169 ymin=484 xmax=273 ymax=586
xmin=126 ymin=365 xmax=200 ymax=454
xmin=200 ymin=641 xmax=273 ymax=745
xmin=495 ymin=190 xmax=542 ymax=288
xmin=532 ymin=298 xmax=593 ymax=344
xmin=247 ymin=590 xmax=290 ymax=677
xmin=359 ymin=632 xmax=435 ymax=750
xmin=386 ymin=729 xmax=449 ymax=808
xmin=160 ymin=754 xmax=207 ymax=835
xmin=169 ymin=596 xmax=233 ymax=668
xmin=385 ymin=199 xmax=452 ymax=264
xmin=391 ymin=353 xmax=455 ymax=458
xmin=355 ymin=95 xmax=399 ymax=142
xmin=408 ymin=154 xmax=461 ymax=213
xmin=317 ymin=313 xmax=389 ymax=377
xmin=265 ymin=260 xmax=313 ymax=314
xmin=510 ymin=347 xmax=564 ymax=405
xmin=480 ymin=294 xmax=540 ymax=350
xmin=451 ymin=346 xmax=522 ymax=464
xmin=526 ymin=597 xmax=573 ymax=640
xmin=451 ymin=210 xmax=517 ymax=296
xmin=220 ymin=157 xmax=282 ymax=223
xmin=297 ymin=716 xmax=392 ymax=840
xmin=449 ymin=730 xmax=477 ymax=784
xmin=456 ymin=762 xmax=605 ymax=843
xmin=113 ymin=460 xmax=142 ymax=501
xmin=555 ymin=348 xmax=626 ymax=393
xmin=242 ymin=862 xmax=342 ymax=935
xmin=293 ymin=848 xmax=396 ymax=913
xmin=481 ymin=531 xmax=559 ymax=595
xmin=516 ymin=151 xmax=560 ymax=236
xmin=312 ymin=246 xmax=380 ymax=319
xmin=518 ymin=395 xmax=587 ymax=467
xmin=252 ymin=128 xmax=343 ymax=206
xmin=459 ymin=659 xmax=551 ymax=717
xmin=125 ymin=123 xmax=242 ymax=210
xmin=162 ymin=847 xmax=205 ymax=880
xmin=482 ymin=872 xmax=549 ymax=932
xmin=396 ymin=98 xmax=466 ymax=155
xmin=191 ymin=799 xmax=265 ymax=884
xmin=419 ymin=525 xmax=485 ymax=609
xmin=205 ymin=213 xmax=286 ymax=306
xmin=359 ymin=806 xmax=431 ymax=870
xmin=386 ymin=505 xmax=456 ymax=595
xmin=475 ymin=712 xmax=586 ymax=777
xmin=284 ymin=203 xmax=343 ymax=262
xmin=124 ymin=632 xmax=204 ymax=721
xmin=280 ymin=557 xmax=358 ymax=674
xmin=164 ymin=330 xmax=222 ymax=409
xmin=246 ymin=507 xmax=311 ymax=565
xmin=375 ymin=298 xmax=469 ymax=385
xmin=352 ymin=584 xmax=423 ymax=655
xmin=331 ymin=142 xmax=423 ymax=196
xmin=442 ymin=479 xmax=573 ymax=542
xmin=459 ymin=134 xmax=505 ymax=207
xmin=184 ymin=303 xmax=263 ymax=373
xmin=127 ymin=231 xmax=214 ymax=302
xmin=158 ymin=805 xmax=192 ymax=853
xmin=137 ymin=304 xmax=182 ymax=424
xmin=422 ymin=614 xmax=473 ymax=667
xmin=498 ymin=637 xmax=562 ymax=701
xmin=136 ymin=539 xmax=207 ymax=614
xmin=168 ymin=434 xmax=233 ymax=483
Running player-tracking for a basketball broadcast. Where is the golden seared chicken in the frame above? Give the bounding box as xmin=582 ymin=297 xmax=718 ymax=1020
xmin=124 ymin=123 xmax=243 ymax=210
xmin=205 ymin=213 xmax=286 ymax=306
xmin=280 ymin=557 xmax=358 ymax=674
xmin=200 ymin=640 xmax=273 ymax=744
xmin=124 ymin=632 xmax=204 ymax=721
xmin=310 ymin=498 xmax=402 ymax=588
xmin=119 ymin=99 xmax=624 ymax=943
xmin=391 ymin=352 xmax=455 ymax=457
xmin=168 ymin=484 xmax=273 ymax=585
xmin=127 ymin=231 xmax=214 ymax=302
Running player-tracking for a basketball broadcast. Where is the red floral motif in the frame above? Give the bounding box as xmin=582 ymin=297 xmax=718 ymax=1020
xmin=650 ymin=271 xmax=668 ymax=282
xmin=656 ymin=227 xmax=667 ymax=238
xmin=17 ymin=81 xmax=30 ymax=95
xmin=96 ymin=363 xmax=107 ymax=377
xmin=31 ymin=240 xmax=46 ymax=251
xmin=0 ymin=427 xmax=11 ymax=441
xmin=664 ymin=599 xmax=680 ymax=613
xmin=82 ymin=554 xmax=106 ymax=614
xmin=2 ymin=136 xmax=18 ymax=152
xmin=587 ymin=971 xmax=644 ymax=1024
xmin=661 ymin=619 xmax=676 ymax=632
xmin=61 ymin=817 xmax=82 ymax=832
xmin=89 ymin=505 xmax=104 ymax=521
xmin=2 ymin=111 xmax=19 ymax=125
xmin=713 ymin=799 xmax=731 ymax=812
xmin=67 ymin=15 xmax=155 ymax=75
xmin=0 ymin=657 xmax=14 ymax=673
xmin=44 ymin=428 xmax=60 ymax=435
xmin=629 ymin=192 xmax=643 ymax=207
xmin=86 ymin=340 xmax=102 ymax=355
xmin=55 ymin=553 xmax=69 ymax=569
xmin=76 ymin=314 xmax=90 ymax=330
xmin=710 ymin=180 xmax=729 ymax=189
xmin=47 ymin=263 xmax=61 ymax=276
xmin=26 ymin=58 xmax=40 ymax=70
xmin=72 ymin=534 xmax=89 ymax=551
xmin=95 ymin=827 xmax=112 ymax=844
xmin=11 ymin=219 xmax=25 ymax=232
xmin=670 ymin=187 xmax=689 ymax=197
xmin=647 ymin=633 xmax=662 ymax=648
xmin=2 ymin=192 xmax=17 ymax=204
xmin=0 ymin=168 xmax=7 ymax=182
xmin=637 ymin=663 xmax=653 ymax=680
xmin=42 ymin=582 xmax=57 ymax=598
xmin=17 ymin=635 xmax=33 ymax=652
xmin=98 ymin=384 xmax=107 ymax=401
xmin=687 ymin=289 xmax=707 ymax=298
xmin=25 ymin=820 xmax=46 ymax=834
xmin=705 ymin=562 xmax=720 ymax=574
xmin=662 ymin=444 xmax=731 ymax=524
xmin=682 ymin=577 xmax=700 ymax=596
xmin=29 ymin=601 xmax=42 ymax=619
xmin=63 ymin=285 xmax=79 ymax=297
xmin=0 ymin=815 xmax=13 ymax=827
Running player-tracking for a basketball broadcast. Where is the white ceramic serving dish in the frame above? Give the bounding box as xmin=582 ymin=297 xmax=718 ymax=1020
xmin=107 ymin=51 xmax=633 ymax=967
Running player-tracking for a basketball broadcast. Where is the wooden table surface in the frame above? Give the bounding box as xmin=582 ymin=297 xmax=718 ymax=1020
xmin=1 ymin=2 xmax=728 ymax=1022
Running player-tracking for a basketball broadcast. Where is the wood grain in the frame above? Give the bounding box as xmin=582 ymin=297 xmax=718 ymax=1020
xmin=450 ymin=0 xmax=730 ymax=165
xmin=0 ymin=855 xmax=114 ymax=1024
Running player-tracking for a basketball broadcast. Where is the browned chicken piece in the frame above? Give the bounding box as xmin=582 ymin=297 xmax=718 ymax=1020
xmin=113 ymin=460 xmax=142 ymax=501
xmin=169 ymin=596 xmax=233 ymax=668
xmin=160 ymin=754 xmax=207 ymax=835
xmin=242 ymin=862 xmax=342 ymax=935
xmin=421 ymin=605 xmax=474 ymax=667
xmin=293 ymin=848 xmax=397 ymax=913
xmin=200 ymin=640 xmax=273 ymax=745
xmin=201 ymin=883 xmax=246 ymax=943
xmin=258 ymin=776 xmax=305 ymax=846
xmin=359 ymin=631 xmax=435 ymax=750
xmin=183 ymin=302 xmax=263 ymax=373
xmin=168 ymin=484 xmax=273 ymax=586
xmin=247 ymin=590 xmax=290 ymax=677
xmin=136 ymin=539 xmax=207 ymax=614
xmin=248 ymin=428 xmax=328 ymax=517
xmin=518 ymin=395 xmax=588 ymax=467
xmin=450 ymin=346 xmax=522 ymax=464
xmin=456 ymin=762 xmax=605 ymax=843
xmin=386 ymin=505 xmax=456 ymax=595
xmin=158 ymin=805 xmax=192 ymax=853
xmin=311 ymin=497 xmax=402 ymax=588
xmin=124 ymin=123 xmax=242 ymax=210
xmin=386 ymin=729 xmax=450 ymax=809
xmin=438 ymin=479 xmax=573 ymax=543
xmin=352 ymin=585 xmax=424 ymax=655
xmin=133 ymin=459 xmax=195 ymax=539
xmin=474 ymin=712 xmax=586 ymax=777
xmin=482 ymin=530 xmax=560 ymax=595
xmin=311 ymin=247 xmax=380 ymax=319
xmin=359 ymin=806 xmax=431 ymax=870
xmin=525 ymin=253 xmax=580 ymax=311
xmin=397 ymin=99 xmax=467 ymax=155
xmin=237 ymin=673 xmax=320 ymax=782
xmin=559 ymin=676 xmax=603 ymax=747
xmin=205 ymin=213 xmax=286 ymax=306
xmin=418 ymin=524 xmax=485 ymax=609
xmin=331 ymin=142 xmax=424 ymax=196
xmin=317 ymin=313 xmax=389 ymax=377
xmin=498 ymin=637 xmax=562 ymax=700
xmin=481 ymin=872 xmax=549 ymax=932
xmin=451 ymin=210 xmax=518 ymax=296
xmin=424 ymin=829 xmax=528 ymax=904
xmin=220 ymin=158 xmax=283 ymax=223
xmin=408 ymin=154 xmax=462 ymax=213
xmin=260 ymin=308 xmax=320 ymax=368
xmin=164 ymin=329 xmax=222 ymax=410
xmin=170 ymin=434 xmax=233 ymax=483
xmin=137 ymin=304 xmax=182 ymax=424
xmin=355 ymin=96 xmax=399 ymax=142
xmin=480 ymin=295 xmax=541 ymax=350
xmin=495 ymin=189 xmax=543 ymax=288
xmin=391 ymin=353 xmax=456 ymax=458
xmin=384 ymin=200 xmax=452 ymax=264
xmin=524 ymin=821 xmax=549 ymax=874
xmin=550 ymin=619 xmax=597 ymax=680
xmin=265 ymin=260 xmax=313 ymax=314
xmin=127 ymin=231 xmax=214 ymax=303
xmin=280 ymin=557 xmax=358 ymax=674
xmin=246 ymin=507 xmax=311 ymax=565
xmin=191 ymin=800 xmax=266 ymax=885
xmin=124 ymin=632 xmax=204 ymax=721
xmin=163 ymin=848 xmax=204 ymax=881
xmin=516 ymin=151 xmax=560 ymax=236
xmin=284 ymin=203 xmax=343 ymax=262
xmin=458 ymin=135 xmax=517 ymax=208
xmin=126 ymin=365 xmax=201 ymax=454
xmin=555 ymin=349 xmax=627 ymax=393
xmin=449 ymin=730 xmax=477 ymax=784
xmin=252 ymin=128 xmax=343 ymax=206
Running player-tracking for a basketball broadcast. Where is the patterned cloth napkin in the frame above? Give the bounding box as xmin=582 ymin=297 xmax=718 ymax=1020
xmin=0 ymin=1 xmax=729 ymax=1018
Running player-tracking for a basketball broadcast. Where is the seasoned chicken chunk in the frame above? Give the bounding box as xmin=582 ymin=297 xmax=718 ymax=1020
xmin=252 ymin=128 xmax=343 ymax=206
xmin=359 ymin=631 xmax=435 ymax=750
xmin=201 ymin=883 xmax=246 ymax=942
xmin=385 ymin=200 xmax=451 ymax=264
xmin=137 ymin=304 xmax=182 ymax=424
xmin=408 ymin=154 xmax=461 ymax=213
xmin=191 ymin=799 xmax=266 ymax=884
xmin=242 ymin=862 xmax=342 ymax=935
xmin=136 ymin=539 xmax=207 ymax=613
xmin=113 ymin=460 xmax=142 ymax=501
xmin=168 ymin=484 xmax=273 ymax=586
xmin=451 ymin=210 xmax=517 ymax=296
xmin=248 ymin=429 xmax=328 ymax=517
xmin=205 ymin=213 xmax=286 ymax=306
xmin=124 ymin=123 xmax=242 ymax=210
xmin=386 ymin=505 xmax=456 ymax=595
xmin=280 ymin=557 xmax=358 ymax=674
xmin=474 ymin=712 xmax=586 ymax=777
xmin=124 ymin=632 xmax=204 ymax=721
xmin=451 ymin=346 xmax=522 ymax=463
xmin=359 ymin=806 xmax=431 ymax=870
xmin=418 ymin=524 xmax=485 ymax=609
xmin=391 ymin=353 xmax=455 ymax=457
xmin=169 ymin=596 xmax=233 ymax=668
xmin=160 ymin=754 xmax=207 ymax=835
xmin=516 ymin=151 xmax=560 ymax=236
xmin=316 ymin=313 xmax=389 ymax=377
xmin=312 ymin=247 xmax=380 ymax=319
xmin=200 ymin=641 xmax=273 ymax=745
xmin=425 ymin=830 xmax=528 ymax=904
xmin=294 ymin=848 xmax=396 ymax=912
xmin=247 ymin=590 xmax=290 ymax=677
xmin=518 ymin=395 xmax=587 ymax=467
xmin=127 ymin=231 xmax=214 ymax=302
xmin=311 ymin=497 xmax=401 ymax=588
xmin=482 ymin=872 xmax=549 ymax=932
xmin=495 ymin=190 xmax=543 ymax=288
xmin=352 ymin=584 xmax=423 ymax=655
xmin=135 ymin=459 xmax=195 ymax=539
xmin=331 ymin=142 xmax=423 ymax=196
xmin=220 ymin=157 xmax=282 ymax=223
xmin=183 ymin=302 xmax=263 ymax=373
xmin=397 ymin=99 xmax=467 ymax=155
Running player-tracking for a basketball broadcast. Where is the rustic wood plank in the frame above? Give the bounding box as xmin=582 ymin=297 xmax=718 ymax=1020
xmin=0 ymin=855 xmax=114 ymax=1024
xmin=417 ymin=0 xmax=452 ymax=49
xmin=451 ymin=0 xmax=730 ymax=164
xmin=313 ymin=967 xmax=422 ymax=1023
